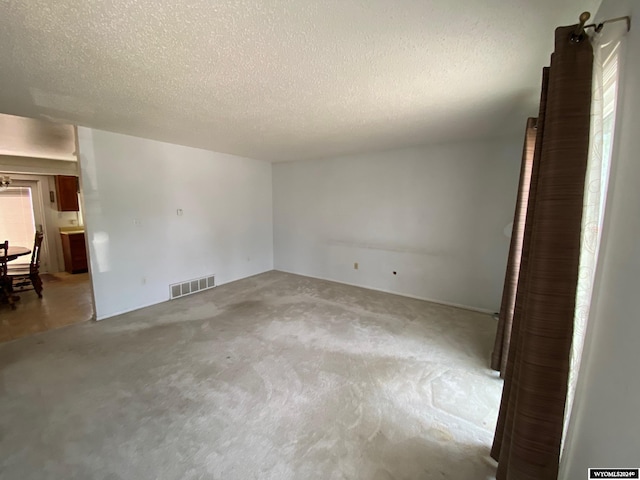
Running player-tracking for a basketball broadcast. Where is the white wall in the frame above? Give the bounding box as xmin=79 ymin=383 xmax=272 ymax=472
xmin=0 ymin=156 xmax=78 ymax=176
xmin=561 ymin=1 xmax=640 ymax=477
xmin=78 ymin=128 xmax=273 ymax=320
xmin=0 ymin=113 xmax=76 ymax=161
xmin=273 ymin=138 xmax=522 ymax=312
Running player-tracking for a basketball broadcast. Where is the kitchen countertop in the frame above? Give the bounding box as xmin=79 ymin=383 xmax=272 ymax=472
xmin=59 ymin=227 xmax=85 ymax=235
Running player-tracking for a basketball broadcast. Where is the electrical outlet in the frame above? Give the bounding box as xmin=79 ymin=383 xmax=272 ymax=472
xmin=354 ymin=262 xmax=359 ymax=270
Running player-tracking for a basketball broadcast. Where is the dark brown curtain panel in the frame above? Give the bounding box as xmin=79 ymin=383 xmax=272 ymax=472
xmin=491 ymin=25 xmax=593 ymax=480
xmin=491 ymin=117 xmax=537 ymax=377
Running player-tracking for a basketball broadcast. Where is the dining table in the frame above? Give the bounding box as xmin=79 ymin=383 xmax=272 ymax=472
xmin=1 ymin=246 xmax=32 ymax=263
xmin=1 ymin=246 xmax=32 ymax=309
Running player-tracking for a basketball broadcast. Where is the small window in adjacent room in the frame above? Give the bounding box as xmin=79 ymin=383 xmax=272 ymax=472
xmin=0 ymin=185 xmax=36 ymax=251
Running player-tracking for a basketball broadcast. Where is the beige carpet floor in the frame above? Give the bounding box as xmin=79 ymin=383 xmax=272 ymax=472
xmin=0 ymin=271 xmax=502 ymax=479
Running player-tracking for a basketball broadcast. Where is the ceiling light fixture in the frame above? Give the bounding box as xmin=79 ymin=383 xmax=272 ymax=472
xmin=0 ymin=176 xmax=12 ymax=192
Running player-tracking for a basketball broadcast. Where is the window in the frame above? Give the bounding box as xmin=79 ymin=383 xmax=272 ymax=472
xmin=564 ymin=36 xmax=623 ymax=449
xmin=0 ymin=186 xmax=36 ymax=254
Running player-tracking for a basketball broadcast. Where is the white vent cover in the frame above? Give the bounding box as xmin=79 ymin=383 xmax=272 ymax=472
xmin=170 ymin=275 xmax=215 ymax=300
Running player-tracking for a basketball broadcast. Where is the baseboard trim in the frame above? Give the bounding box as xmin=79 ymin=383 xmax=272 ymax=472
xmin=95 ymin=299 xmax=167 ymax=321
xmin=95 ymin=268 xmax=274 ymax=321
xmin=95 ymin=268 xmax=493 ymax=320
xmin=273 ymin=269 xmax=495 ymax=315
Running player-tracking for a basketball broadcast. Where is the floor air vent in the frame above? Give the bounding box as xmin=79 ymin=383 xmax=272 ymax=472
xmin=170 ymin=275 xmax=215 ymax=300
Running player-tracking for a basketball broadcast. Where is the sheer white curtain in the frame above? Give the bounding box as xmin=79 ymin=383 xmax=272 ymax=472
xmin=564 ymin=26 xmax=626 ymax=444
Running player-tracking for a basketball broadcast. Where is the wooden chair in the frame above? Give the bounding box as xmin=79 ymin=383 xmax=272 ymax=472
xmin=0 ymin=240 xmax=7 ymax=277
xmin=8 ymin=232 xmax=44 ymax=298
xmin=0 ymin=240 xmax=17 ymax=309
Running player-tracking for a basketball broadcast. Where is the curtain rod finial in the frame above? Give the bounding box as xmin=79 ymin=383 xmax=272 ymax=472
xmin=572 ymin=11 xmax=591 ymax=42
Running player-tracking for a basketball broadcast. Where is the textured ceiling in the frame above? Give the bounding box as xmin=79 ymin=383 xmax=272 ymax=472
xmin=0 ymin=0 xmax=600 ymax=162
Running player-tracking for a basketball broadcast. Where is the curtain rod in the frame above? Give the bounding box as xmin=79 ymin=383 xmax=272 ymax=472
xmin=572 ymin=11 xmax=631 ymax=42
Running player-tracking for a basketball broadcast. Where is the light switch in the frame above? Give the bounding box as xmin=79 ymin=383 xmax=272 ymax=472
xmin=177 ymin=209 xmax=183 ymax=216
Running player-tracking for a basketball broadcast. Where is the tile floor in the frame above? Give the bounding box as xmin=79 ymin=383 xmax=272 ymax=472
xmin=0 ymin=272 xmax=93 ymax=343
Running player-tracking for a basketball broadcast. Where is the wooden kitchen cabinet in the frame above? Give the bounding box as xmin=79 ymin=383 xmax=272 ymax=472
xmin=55 ymin=175 xmax=79 ymax=211
xmin=60 ymin=231 xmax=88 ymax=273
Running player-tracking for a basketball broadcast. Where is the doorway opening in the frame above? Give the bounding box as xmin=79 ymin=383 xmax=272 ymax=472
xmin=0 ymin=172 xmax=94 ymax=342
